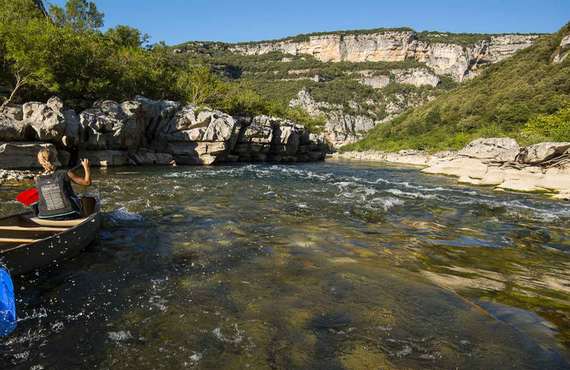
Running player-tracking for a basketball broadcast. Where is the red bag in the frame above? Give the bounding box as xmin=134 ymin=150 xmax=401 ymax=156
xmin=16 ymin=188 xmax=39 ymax=206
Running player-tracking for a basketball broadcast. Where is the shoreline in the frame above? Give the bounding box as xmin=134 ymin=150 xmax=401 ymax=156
xmin=329 ymin=144 xmax=570 ymax=201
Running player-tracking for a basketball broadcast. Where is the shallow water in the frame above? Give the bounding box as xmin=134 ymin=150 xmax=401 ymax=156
xmin=1 ymin=161 xmax=570 ymax=369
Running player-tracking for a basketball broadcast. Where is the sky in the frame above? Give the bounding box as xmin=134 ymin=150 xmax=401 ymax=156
xmin=47 ymin=0 xmax=570 ymax=45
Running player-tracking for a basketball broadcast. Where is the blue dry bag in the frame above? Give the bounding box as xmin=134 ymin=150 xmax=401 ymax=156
xmin=0 ymin=266 xmax=16 ymax=337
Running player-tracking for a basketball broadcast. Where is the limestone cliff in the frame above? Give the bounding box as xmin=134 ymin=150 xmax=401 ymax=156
xmin=230 ymin=30 xmax=540 ymax=81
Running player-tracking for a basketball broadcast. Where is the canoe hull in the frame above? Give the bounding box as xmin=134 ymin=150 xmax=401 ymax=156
xmin=0 ymin=198 xmax=101 ymax=275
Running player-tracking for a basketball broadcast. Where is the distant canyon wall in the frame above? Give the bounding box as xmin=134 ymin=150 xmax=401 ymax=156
xmin=231 ymin=31 xmax=540 ymax=81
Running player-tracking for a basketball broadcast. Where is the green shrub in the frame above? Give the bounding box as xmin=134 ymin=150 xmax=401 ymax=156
xmin=521 ymin=107 xmax=570 ymax=143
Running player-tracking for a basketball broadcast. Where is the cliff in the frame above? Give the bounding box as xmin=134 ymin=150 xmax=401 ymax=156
xmin=0 ymin=96 xmax=330 ymax=175
xmin=345 ymin=23 xmax=570 ymax=152
xmin=174 ymin=28 xmax=545 ymax=149
xmin=229 ymin=29 xmax=540 ymax=81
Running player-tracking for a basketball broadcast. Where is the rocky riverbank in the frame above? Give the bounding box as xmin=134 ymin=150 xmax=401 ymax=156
xmin=330 ymin=138 xmax=570 ymax=200
xmin=0 ymin=96 xmax=330 ymax=176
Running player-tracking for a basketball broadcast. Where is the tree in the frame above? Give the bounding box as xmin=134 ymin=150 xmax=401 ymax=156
xmin=49 ymin=0 xmax=104 ymax=31
xmin=0 ymin=0 xmax=45 ymax=23
xmin=0 ymin=19 xmax=58 ymax=108
xmin=176 ymin=64 xmax=224 ymax=106
xmin=106 ymin=25 xmax=149 ymax=48
xmin=32 ymin=0 xmax=49 ymax=17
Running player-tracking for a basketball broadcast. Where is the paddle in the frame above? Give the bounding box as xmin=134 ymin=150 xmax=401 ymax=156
xmin=15 ymin=163 xmax=85 ymax=206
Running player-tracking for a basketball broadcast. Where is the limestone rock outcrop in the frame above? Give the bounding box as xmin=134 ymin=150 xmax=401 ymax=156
xmin=458 ymin=138 xmax=520 ymax=162
xmin=289 ymin=89 xmax=376 ymax=147
xmin=356 ymin=72 xmax=390 ymax=89
xmin=552 ymin=35 xmax=570 ymax=64
xmin=392 ymin=68 xmax=440 ymax=87
xmin=79 ymin=100 xmax=146 ymax=150
xmin=0 ymin=114 xmax=30 ymax=141
xmin=0 ymin=96 xmax=329 ymax=169
xmin=332 ymin=137 xmax=570 ymax=199
xmin=517 ymin=142 xmax=570 ymax=164
xmin=0 ymin=142 xmax=61 ymax=169
xmin=231 ymin=31 xmax=539 ymax=81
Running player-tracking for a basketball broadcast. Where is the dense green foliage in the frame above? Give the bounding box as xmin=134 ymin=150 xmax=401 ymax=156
xmin=345 ymin=24 xmax=570 ymax=152
xmin=0 ymin=0 xmax=324 ymax=131
xmin=49 ymin=0 xmax=104 ymax=31
xmin=0 ymin=0 xmax=179 ymax=107
xmin=181 ymin=45 xmax=453 ymax=123
xmin=521 ymin=107 xmax=570 ymax=142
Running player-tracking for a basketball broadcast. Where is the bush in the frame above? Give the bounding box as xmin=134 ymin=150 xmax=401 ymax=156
xmin=521 ymin=107 xmax=570 ymax=143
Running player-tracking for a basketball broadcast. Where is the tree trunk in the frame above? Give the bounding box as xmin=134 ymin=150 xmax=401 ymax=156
xmin=1 ymin=73 xmax=25 ymax=111
xmin=32 ymin=0 xmax=49 ymax=17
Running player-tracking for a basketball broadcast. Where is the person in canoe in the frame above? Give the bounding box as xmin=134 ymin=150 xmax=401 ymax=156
xmin=35 ymin=148 xmax=92 ymax=220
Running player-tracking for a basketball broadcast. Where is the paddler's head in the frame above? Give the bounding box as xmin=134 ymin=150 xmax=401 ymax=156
xmin=37 ymin=148 xmax=57 ymax=174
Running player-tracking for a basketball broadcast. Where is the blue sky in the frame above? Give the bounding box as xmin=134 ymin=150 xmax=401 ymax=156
xmin=47 ymin=0 xmax=569 ymax=45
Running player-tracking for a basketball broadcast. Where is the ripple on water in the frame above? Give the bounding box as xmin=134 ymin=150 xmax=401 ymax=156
xmin=1 ymin=163 xmax=570 ymax=369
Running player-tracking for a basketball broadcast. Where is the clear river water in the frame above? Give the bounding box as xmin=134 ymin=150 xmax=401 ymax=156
xmin=1 ymin=161 xmax=570 ymax=369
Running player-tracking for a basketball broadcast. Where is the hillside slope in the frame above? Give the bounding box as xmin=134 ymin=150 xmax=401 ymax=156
xmin=346 ymin=23 xmax=570 ymax=152
xmin=176 ymin=27 xmax=542 ymax=147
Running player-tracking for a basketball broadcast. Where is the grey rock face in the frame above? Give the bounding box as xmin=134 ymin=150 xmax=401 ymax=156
xmin=458 ymin=138 xmax=520 ymax=162
xmin=0 ymin=142 xmax=60 ymax=169
xmin=231 ymin=31 xmax=539 ymax=81
xmin=392 ymin=68 xmax=440 ymax=87
xmin=0 ymin=96 xmax=329 ymax=168
xmin=0 ymin=114 xmax=30 ymax=141
xmin=79 ymin=100 xmax=146 ymax=150
xmin=357 ymin=73 xmax=390 ymax=89
xmin=518 ymin=142 xmax=570 ymax=164
xmin=289 ymin=89 xmax=376 ymax=147
xmin=23 ymin=100 xmax=67 ymax=143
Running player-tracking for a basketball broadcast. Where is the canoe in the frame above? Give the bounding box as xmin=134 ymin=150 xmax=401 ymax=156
xmin=0 ymin=197 xmax=101 ymax=275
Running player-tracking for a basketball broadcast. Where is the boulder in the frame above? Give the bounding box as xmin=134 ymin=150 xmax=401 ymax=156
xmin=161 ymin=106 xmax=237 ymax=143
xmin=79 ymin=150 xmax=129 ymax=167
xmin=458 ymin=138 xmax=520 ymax=162
xmin=518 ymin=142 xmax=570 ymax=164
xmin=2 ymin=104 xmax=23 ymax=121
xmin=79 ymin=100 xmax=145 ymax=150
xmin=129 ymin=149 xmax=173 ymax=166
xmin=0 ymin=142 xmax=60 ymax=169
xmin=134 ymin=96 xmax=180 ymax=142
xmin=166 ymin=142 xmax=226 ymax=165
xmin=240 ymin=117 xmax=274 ymax=145
xmin=0 ymin=115 xmax=31 ymax=141
xmin=270 ymin=119 xmax=303 ymax=155
xmin=157 ymin=106 xmax=240 ymax=164
xmin=23 ymin=100 xmax=67 ymax=142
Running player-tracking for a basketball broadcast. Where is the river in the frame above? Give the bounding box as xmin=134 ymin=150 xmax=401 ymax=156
xmin=1 ymin=161 xmax=569 ymax=369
